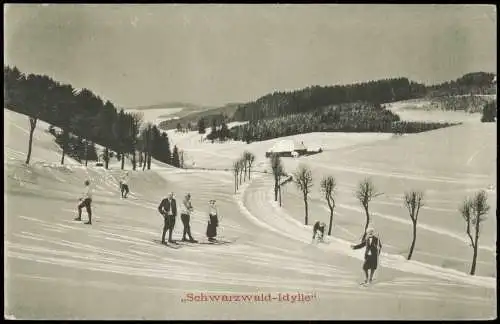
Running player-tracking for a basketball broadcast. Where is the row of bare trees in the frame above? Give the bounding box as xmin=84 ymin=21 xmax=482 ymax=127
xmin=400 ymin=188 xmax=488 ymax=275
xmin=271 ymin=161 xmax=490 ymax=276
xmin=233 ymin=151 xmax=256 ymax=193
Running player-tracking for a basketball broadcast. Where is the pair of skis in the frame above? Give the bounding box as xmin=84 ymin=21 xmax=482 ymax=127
xmin=358 ymin=278 xmax=392 ymax=287
xmin=359 ymin=281 xmax=374 ymax=287
xmin=153 ymin=238 xmax=235 ymax=248
xmin=172 ymin=239 xmax=233 ymax=245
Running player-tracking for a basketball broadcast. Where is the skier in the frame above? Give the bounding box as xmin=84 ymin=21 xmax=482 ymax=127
xmin=351 ymin=227 xmax=382 ymax=284
xmin=75 ymin=180 xmax=93 ymax=225
xmin=206 ymin=199 xmax=219 ymax=242
xmin=312 ymin=221 xmax=326 ymax=242
xmin=180 ymin=193 xmax=197 ymax=242
xmin=158 ymin=192 xmax=177 ymax=244
xmin=119 ymin=171 xmax=130 ymax=198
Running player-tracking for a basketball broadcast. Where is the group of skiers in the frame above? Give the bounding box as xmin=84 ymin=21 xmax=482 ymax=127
xmin=74 ymin=172 xmax=221 ymax=243
xmin=157 ymin=192 xmax=221 ymax=244
xmin=75 ymin=174 xmax=382 ymax=283
xmin=73 ymin=172 xmax=128 ymax=225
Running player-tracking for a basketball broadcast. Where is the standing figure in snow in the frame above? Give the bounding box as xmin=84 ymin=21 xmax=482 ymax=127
xmin=351 ymin=227 xmax=382 ymax=284
xmin=158 ymin=192 xmax=177 ymax=244
xmin=206 ymin=199 xmax=219 ymax=242
xmin=75 ymin=180 xmax=93 ymax=225
xmin=119 ymin=171 xmax=130 ymax=198
xmin=312 ymin=221 xmax=326 ymax=242
xmin=180 ymin=193 xmax=197 ymax=242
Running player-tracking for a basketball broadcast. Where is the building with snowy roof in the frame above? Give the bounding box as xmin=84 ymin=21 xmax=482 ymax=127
xmin=265 ymin=139 xmax=308 ymax=158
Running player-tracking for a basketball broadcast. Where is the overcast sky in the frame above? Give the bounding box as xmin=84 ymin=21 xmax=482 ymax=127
xmin=4 ymin=4 xmax=497 ymax=108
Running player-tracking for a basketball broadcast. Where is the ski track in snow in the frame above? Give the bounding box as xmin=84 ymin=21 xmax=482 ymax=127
xmin=236 ymin=176 xmax=495 ymax=289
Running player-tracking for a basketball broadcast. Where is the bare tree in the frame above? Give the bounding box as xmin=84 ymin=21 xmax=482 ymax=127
xmin=84 ymin=139 xmax=89 ymax=166
xmin=130 ymin=112 xmax=143 ymax=171
xmin=243 ymin=151 xmax=252 ymax=181
xmin=459 ymin=190 xmax=490 ymax=275
xmin=138 ymin=151 xmax=143 ymax=168
xmin=278 ymin=171 xmax=284 ymax=207
xmin=355 ymin=177 xmax=383 ymax=240
xmin=238 ymin=158 xmax=245 ymax=185
xmin=276 ymin=169 xmax=287 ymax=207
xmin=270 ymin=153 xmax=284 ymax=202
xmin=25 ymin=117 xmax=38 ymax=164
xmin=233 ymin=160 xmax=240 ymax=193
xmin=141 ymin=124 xmax=152 ymax=171
xmin=404 ymin=190 xmax=424 ymax=260
xmin=146 ymin=125 xmax=153 ymax=170
xmin=23 ymin=74 xmax=49 ymax=165
xmin=294 ymin=164 xmax=313 ymax=225
xmin=320 ymin=176 xmax=337 ymax=236
xmin=242 ymin=152 xmax=248 ymax=181
xmin=247 ymin=152 xmax=256 ymax=180
xmin=179 ymin=150 xmax=184 ymax=169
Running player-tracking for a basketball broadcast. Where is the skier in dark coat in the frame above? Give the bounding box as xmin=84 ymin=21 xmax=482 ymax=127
xmin=158 ymin=192 xmax=177 ymax=244
xmin=351 ymin=227 xmax=382 ymax=284
xmin=206 ymin=200 xmax=219 ymax=242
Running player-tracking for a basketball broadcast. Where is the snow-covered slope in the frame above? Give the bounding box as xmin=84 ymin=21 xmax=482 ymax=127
xmin=4 ymin=108 xmax=496 ymax=320
xmin=124 ymin=107 xmax=183 ymax=126
xmin=385 ymin=97 xmax=495 ymax=123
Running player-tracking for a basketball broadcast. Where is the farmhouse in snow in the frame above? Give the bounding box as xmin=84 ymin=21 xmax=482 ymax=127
xmin=265 ymin=139 xmax=308 ymax=158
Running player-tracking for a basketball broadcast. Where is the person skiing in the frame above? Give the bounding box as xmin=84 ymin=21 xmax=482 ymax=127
xmin=158 ymin=192 xmax=177 ymax=244
xmin=312 ymin=221 xmax=326 ymax=242
xmin=180 ymin=193 xmax=197 ymax=242
xmin=75 ymin=180 xmax=93 ymax=225
xmin=119 ymin=171 xmax=130 ymax=198
xmin=206 ymin=199 xmax=219 ymax=242
xmin=351 ymin=227 xmax=382 ymax=284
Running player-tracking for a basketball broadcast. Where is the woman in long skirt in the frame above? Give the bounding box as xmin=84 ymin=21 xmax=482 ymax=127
xmin=206 ymin=200 xmax=219 ymax=241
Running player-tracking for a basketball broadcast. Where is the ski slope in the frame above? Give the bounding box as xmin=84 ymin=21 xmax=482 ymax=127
xmin=4 ymin=108 xmax=497 ymax=320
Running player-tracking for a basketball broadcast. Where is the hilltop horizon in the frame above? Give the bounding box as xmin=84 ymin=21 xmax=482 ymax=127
xmin=125 ymin=71 xmax=496 ymax=111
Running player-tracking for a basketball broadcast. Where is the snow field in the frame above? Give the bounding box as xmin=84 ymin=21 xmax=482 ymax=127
xmin=4 ymin=105 xmax=497 ymax=319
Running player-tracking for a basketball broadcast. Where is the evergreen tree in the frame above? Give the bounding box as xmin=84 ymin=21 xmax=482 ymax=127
xmin=481 ymin=100 xmax=497 ymax=122
xmin=197 ymin=118 xmax=206 ymax=134
xmin=219 ymin=122 xmax=230 ymax=141
xmin=172 ymin=145 xmax=180 ymax=167
xmin=160 ymin=132 xmax=171 ymax=165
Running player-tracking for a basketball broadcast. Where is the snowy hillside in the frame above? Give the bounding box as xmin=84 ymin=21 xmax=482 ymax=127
xmin=386 ymin=97 xmax=495 ymax=123
xmin=124 ymin=106 xmax=184 ymax=126
xmin=4 ymin=108 xmax=496 ymax=320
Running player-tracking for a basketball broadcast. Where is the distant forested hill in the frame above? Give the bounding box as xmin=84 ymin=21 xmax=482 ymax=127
xmin=129 ymin=102 xmax=213 ymax=111
xmin=426 ymin=72 xmax=496 ymax=98
xmin=158 ymin=102 xmax=241 ymax=130
xmin=232 ymin=78 xmax=426 ymax=122
xmin=231 ymin=72 xmax=496 ymax=123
